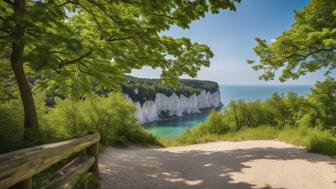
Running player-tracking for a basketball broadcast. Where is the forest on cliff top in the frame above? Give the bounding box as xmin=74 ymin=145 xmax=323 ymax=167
xmin=121 ymin=76 xmax=219 ymax=103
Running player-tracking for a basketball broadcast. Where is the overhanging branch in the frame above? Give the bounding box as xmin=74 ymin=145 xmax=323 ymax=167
xmin=86 ymin=0 xmax=121 ymax=25
xmin=285 ymin=47 xmax=336 ymax=61
xmin=106 ymin=36 xmax=134 ymax=42
xmin=58 ymin=51 xmax=92 ymax=68
xmin=3 ymin=0 xmax=13 ymax=7
xmin=58 ymin=0 xmax=70 ymax=6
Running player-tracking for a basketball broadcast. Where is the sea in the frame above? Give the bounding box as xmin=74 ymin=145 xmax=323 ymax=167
xmin=144 ymin=85 xmax=312 ymax=139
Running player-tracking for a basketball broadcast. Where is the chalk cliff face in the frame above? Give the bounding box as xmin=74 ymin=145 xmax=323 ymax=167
xmin=125 ymin=90 xmax=221 ymax=123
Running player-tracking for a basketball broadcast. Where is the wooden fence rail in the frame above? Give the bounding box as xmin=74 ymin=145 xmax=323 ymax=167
xmin=0 ymin=133 xmax=100 ymax=189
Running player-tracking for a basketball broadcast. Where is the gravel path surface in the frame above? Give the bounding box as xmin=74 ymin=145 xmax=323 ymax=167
xmin=99 ymin=140 xmax=336 ymax=189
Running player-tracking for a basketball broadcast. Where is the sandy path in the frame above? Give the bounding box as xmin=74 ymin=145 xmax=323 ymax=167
xmin=99 ymin=140 xmax=336 ymax=189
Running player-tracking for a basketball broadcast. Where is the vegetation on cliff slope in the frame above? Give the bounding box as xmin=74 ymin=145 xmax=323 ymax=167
xmin=166 ymin=78 xmax=336 ymax=156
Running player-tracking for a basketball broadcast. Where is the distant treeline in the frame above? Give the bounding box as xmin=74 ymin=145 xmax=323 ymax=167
xmin=121 ymin=76 xmax=219 ymax=104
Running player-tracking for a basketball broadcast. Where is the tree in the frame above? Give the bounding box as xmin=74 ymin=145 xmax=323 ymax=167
xmin=0 ymin=0 xmax=241 ymax=133
xmin=248 ymin=0 xmax=336 ymax=81
xmin=308 ymin=77 xmax=336 ymax=133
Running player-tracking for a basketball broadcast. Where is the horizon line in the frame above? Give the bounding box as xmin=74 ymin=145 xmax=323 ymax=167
xmin=219 ymin=83 xmax=314 ymax=86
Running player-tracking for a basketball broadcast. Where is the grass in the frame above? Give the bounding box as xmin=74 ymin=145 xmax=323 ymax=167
xmin=161 ymin=126 xmax=336 ymax=157
xmin=278 ymin=127 xmax=336 ymax=155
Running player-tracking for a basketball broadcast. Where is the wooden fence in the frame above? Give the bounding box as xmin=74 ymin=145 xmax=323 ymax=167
xmin=0 ymin=133 xmax=100 ymax=189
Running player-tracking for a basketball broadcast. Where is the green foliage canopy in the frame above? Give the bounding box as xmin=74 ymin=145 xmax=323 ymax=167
xmin=248 ymin=0 xmax=336 ymax=81
xmin=1 ymin=0 xmax=240 ymax=96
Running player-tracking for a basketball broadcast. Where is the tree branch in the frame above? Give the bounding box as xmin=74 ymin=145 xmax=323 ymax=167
xmin=304 ymin=47 xmax=336 ymax=58
xmin=106 ymin=36 xmax=134 ymax=42
xmin=86 ymin=0 xmax=121 ymax=25
xmin=58 ymin=0 xmax=70 ymax=6
xmin=50 ymin=50 xmax=71 ymax=55
xmin=285 ymin=47 xmax=336 ymax=61
xmin=77 ymin=61 xmax=94 ymax=76
xmin=61 ymin=0 xmax=106 ymax=33
xmin=58 ymin=51 xmax=92 ymax=68
xmin=151 ymin=13 xmax=176 ymax=20
xmin=2 ymin=0 xmax=13 ymax=7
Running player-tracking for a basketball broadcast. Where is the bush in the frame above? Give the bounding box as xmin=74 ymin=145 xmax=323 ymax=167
xmin=165 ymin=111 xmax=232 ymax=145
xmin=308 ymin=77 xmax=336 ymax=134
xmin=166 ymin=125 xmax=336 ymax=157
xmin=278 ymin=127 xmax=336 ymax=156
xmin=41 ymin=93 xmax=159 ymax=146
xmin=198 ymin=111 xmax=231 ymax=134
xmin=0 ymin=92 xmax=159 ymax=153
xmin=193 ymin=78 xmax=336 ymax=135
xmin=165 ymin=78 xmax=336 ymax=157
xmin=308 ymin=134 xmax=336 ymax=156
xmin=0 ymin=100 xmax=24 ymax=153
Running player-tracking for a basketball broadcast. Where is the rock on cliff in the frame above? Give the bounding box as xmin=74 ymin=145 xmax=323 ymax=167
xmin=125 ymin=89 xmax=221 ymax=123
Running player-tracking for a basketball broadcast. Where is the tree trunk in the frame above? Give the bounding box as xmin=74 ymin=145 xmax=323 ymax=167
xmin=10 ymin=0 xmax=39 ymax=132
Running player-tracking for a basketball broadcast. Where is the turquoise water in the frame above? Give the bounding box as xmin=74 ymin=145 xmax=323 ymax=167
xmin=145 ymin=85 xmax=312 ymax=138
xmin=145 ymin=110 xmax=212 ymax=139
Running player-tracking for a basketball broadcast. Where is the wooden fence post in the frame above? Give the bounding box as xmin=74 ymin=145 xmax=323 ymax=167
xmin=86 ymin=143 xmax=99 ymax=174
xmin=10 ymin=178 xmax=32 ymax=189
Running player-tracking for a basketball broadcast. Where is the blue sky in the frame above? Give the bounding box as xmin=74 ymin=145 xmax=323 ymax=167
xmin=131 ymin=0 xmax=328 ymax=85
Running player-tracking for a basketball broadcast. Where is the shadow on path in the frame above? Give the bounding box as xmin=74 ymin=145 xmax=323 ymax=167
xmin=99 ymin=141 xmax=336 ymax=189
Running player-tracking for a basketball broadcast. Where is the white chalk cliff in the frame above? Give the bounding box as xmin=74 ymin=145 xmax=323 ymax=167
xmin=125 ymin=90 xmax=221 ymax=123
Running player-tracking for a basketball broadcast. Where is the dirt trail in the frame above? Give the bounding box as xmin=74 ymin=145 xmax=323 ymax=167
xmin=99 ymin=140 xmax=336 ymax=189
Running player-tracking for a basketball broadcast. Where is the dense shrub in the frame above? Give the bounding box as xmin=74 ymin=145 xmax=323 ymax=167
xmin=175 ymin=111 xmax=232 ymax=143
xmin=167 ymin=78 xmax=336 ymax=156
xmin=203 ymin=79 xmax=336 ymax=134
xmin=200 ymin=111 xmax=231 ymax=134
xmin=308 ymin=78 xmax=336 ymax=134
xmin=0 ymin=92 xmax=159 ymax=153
xmin=278 ymin=127 xmax=336 ymax=156
xmin=40 ymin=93 xmax=159 ymax=146
xmin=0 ymin=100 xmax=24 ymax=153
xmin=168 ymin=125 xmax=336 ymax=156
